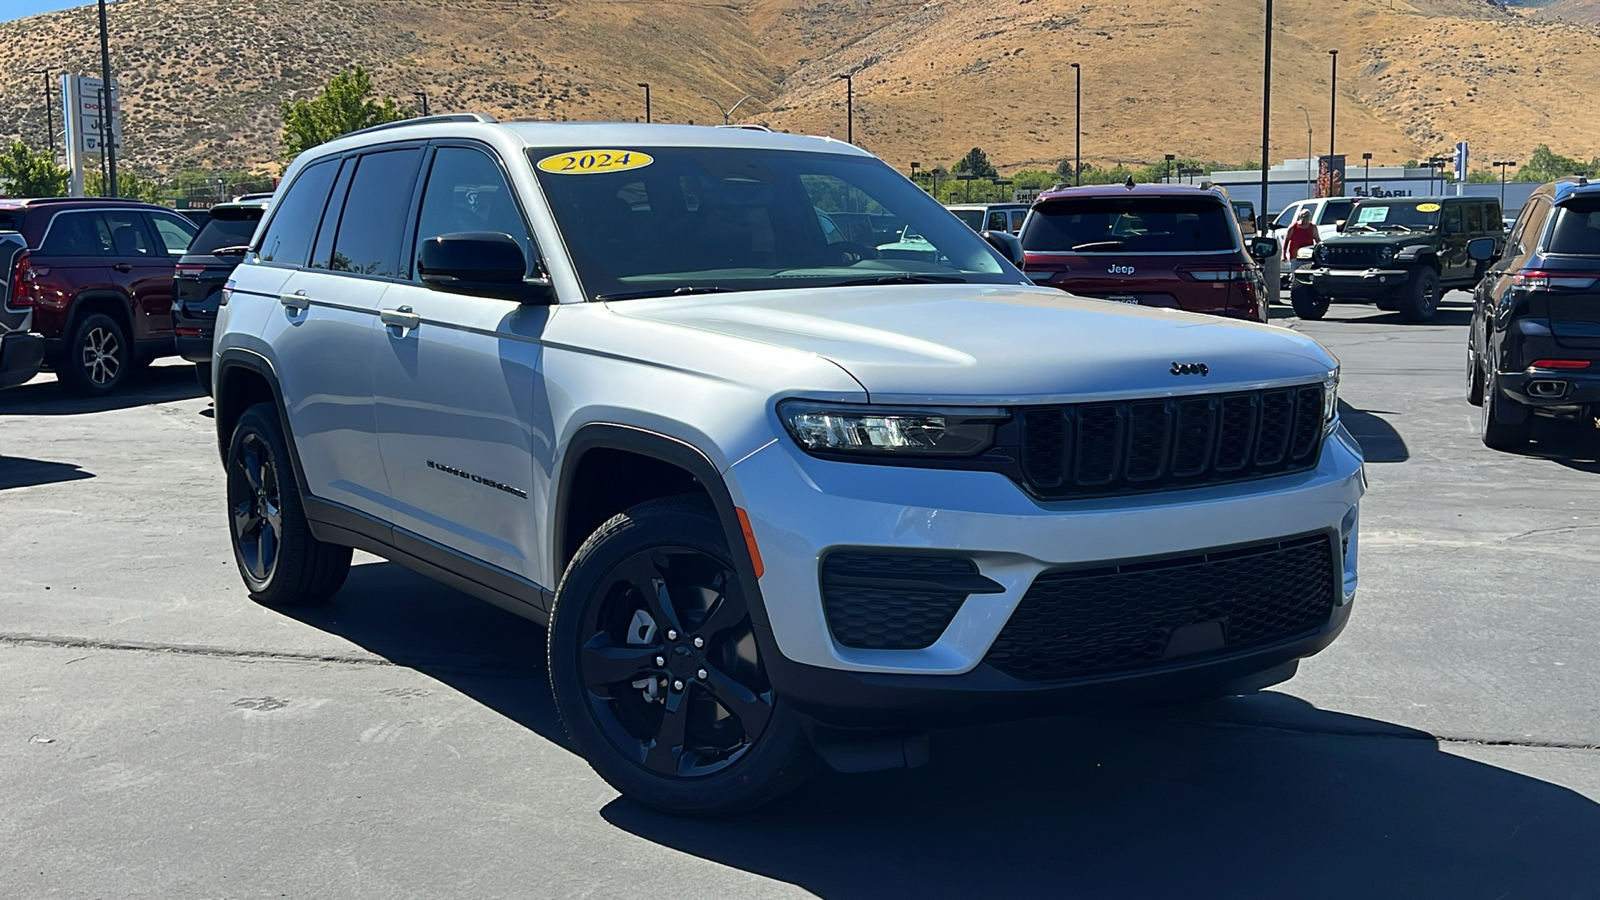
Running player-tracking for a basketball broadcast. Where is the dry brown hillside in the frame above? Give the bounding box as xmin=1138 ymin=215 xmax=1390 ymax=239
xmin=0 ymin=0 xmax=1595 ymax=180
xmin=1536 ymin=0 xmax=1600 ymax=23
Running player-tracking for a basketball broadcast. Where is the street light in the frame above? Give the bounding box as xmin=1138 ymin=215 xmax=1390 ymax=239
xmin=955 ymin=172 xmax=977 ymax=202
xmin=1493 ymin=160 xmax=1517 ymax=211
xmin=700 ymin=93 xmax=758 ymax=125
xmin=35 ymin=69 xmax=54 ymax=162
xmin=1328 ymin=50 xmax=1338 ymax=158
xmin=1069 ymin=62 xmax=1082 ymax=186
xmin=1164 ymin=153 xmax=1175 ymax=184
xmin=1296 ymin=104 xmax=1312 ymax=199
xmin=637 ymin=82 xmax=650 ymax=123
xmin=97 ymin=0 xmax=116 ymax=197
xmin=413 ymin=91 xmax=429 ymax=116
xmin=837 ymin=73 xmax=853 ymax=144
xmin=1427 ymin=155 xmax=1450 ymax=194
xmin=1259 ymin=0 xmax=1274 ymax=217
xmin=909 ymin=160 xmax=920 ymax=183
xmin=1362 ymin=152 xmax=1373 ymax=196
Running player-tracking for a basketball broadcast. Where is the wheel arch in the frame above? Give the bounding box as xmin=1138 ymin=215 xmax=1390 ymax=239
xmin=64 ymin=292 xmax=135 ymax=346
xmin=214 ymin=349 xmax=312 ymax=496
xmin=554 ymin=423 xmax=770 ymax=629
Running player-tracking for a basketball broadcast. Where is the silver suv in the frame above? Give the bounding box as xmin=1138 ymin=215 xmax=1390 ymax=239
xmin=214 ymin=114 xmax=1364 ymax=816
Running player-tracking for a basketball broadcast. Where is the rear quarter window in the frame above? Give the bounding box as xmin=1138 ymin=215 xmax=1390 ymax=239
xmin=1547 ymin=203 xmax=1600 ymax=256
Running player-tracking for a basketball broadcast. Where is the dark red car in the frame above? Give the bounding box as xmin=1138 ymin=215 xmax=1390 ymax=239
xmin=1020 ymin=184 xmax=1277 ymax=322
xmin=0 ymin=197 xmax=198 ymax=395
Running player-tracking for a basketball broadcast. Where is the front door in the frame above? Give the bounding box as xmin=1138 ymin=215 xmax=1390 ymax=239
xmin=371 ymin=144 xmax=556 ymax=590
xmin=1440 ymin=203 xmax=1471 ymax=281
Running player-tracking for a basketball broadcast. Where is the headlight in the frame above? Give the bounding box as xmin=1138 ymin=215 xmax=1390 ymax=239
xmin=1378 ymin=245 xmax=1397 ymax=262
xmin=1295 ymin=246 xmax=1315 ymax=260
xmin=1323 ymin=367 xmax=1340 ymax=427
xmin=778 ymin=400 xmax=1007 ymax=457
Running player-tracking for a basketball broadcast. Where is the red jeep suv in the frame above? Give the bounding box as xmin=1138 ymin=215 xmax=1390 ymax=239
xmin=1020 ymin=184 xmax=1276 ymax=322
xmin=1 ymin=197 xmax=198 ymax=395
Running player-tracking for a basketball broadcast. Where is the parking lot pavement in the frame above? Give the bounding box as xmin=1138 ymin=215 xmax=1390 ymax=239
xmin=3 ymin=299 xmax=1599 ymax=897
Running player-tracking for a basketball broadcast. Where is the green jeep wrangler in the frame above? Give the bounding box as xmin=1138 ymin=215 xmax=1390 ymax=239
xmin=1289 ymin=196 xmax=1505 ymax=323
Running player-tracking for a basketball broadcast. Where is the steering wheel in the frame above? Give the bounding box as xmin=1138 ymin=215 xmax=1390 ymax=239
xmin=831 ymin=241 xmax=880 ymax=265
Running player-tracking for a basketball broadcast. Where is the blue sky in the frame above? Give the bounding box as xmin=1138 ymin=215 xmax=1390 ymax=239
xmin=3 ymin=0 xmax=93 ymax=22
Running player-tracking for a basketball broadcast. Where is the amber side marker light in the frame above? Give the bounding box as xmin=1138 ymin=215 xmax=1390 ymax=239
xmin=735 ymin=508 xmax=764 ymax=579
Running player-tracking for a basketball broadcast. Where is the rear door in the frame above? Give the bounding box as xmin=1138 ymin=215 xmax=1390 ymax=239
xmin=98 ymin=208 xmax=172 ymax=342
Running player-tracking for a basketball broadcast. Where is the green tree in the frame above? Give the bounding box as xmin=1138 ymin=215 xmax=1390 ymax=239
xmin=0 ymin=141 xmax=69 ymax=197
xmin=85 ymin=170 xmax=165 ymax=203
xmin=1010 ymin=169 xmax=1059 ymax=190
xmin=1464 ymin=169 xmax=1497 ymax=184
xmin=281 ymin=65 xmax=411 ymax=160
xmin=1515 ymin=144 xmax=1595 ymax=182
xmin=952 ymin=147 xmax=998 ymax=179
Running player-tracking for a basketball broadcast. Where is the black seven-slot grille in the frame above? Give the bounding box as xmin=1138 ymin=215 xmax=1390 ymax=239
xmin=984 ymin=534 xmax=1337 ymax=682
xmin=1018 ymin=384 xmax=1325 ymax=499
xmin=1321 ymin=244 xmax=1387 ymax=269
xmin=822 ymin=552 xmax=1003 ymax=650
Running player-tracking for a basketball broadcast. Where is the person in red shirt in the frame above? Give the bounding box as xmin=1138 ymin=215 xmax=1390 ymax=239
xmin=1283 ymin=208 xmax=1320 ymax=262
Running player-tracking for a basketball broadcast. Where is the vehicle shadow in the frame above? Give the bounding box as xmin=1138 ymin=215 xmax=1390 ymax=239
xmin=0 ymin=364 xmax=203 ymax=415
xmin=0 ymin=456 xmax=94 ymax=490
xmin=1337 ymin=400 xmax=1409 ymax=462
xmin=1526 ymin=417 xmax=1600 ymax=474
xmin=604 ymin=698 xmax=1600 ymax=897
xmin=280 ymin=563 xmax=1600 ymax=897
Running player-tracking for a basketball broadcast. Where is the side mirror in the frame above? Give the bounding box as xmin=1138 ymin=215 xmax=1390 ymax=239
xmin=1248 ymin=236 xmax=1279 ymax=261
xmin=1466 ymin=237 xmax=1498 ymax=262
xmin=982 ymin=229 xmax=1026 ymax=267
xmin=1335 ymin=219 xmax=1347 ymax=233
xmin=418 ymin=232 xmax=553 ymax=304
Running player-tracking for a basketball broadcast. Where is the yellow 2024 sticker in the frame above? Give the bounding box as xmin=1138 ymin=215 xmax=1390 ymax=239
xmin=1415 ymin=202 xmax=1442 ymax=213
xmin=536 ymin=150 xmax=653 ymax=175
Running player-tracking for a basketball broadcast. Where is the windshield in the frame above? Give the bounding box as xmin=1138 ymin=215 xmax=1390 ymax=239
xmin=1346 ymin=201 xmax=1441 ymax=232
xmin=948 ymin=208 xmax=986 ymax=231
xmin=1021 ymin=196 xmax=1237 ymax=253
xmin=189 ymin=209 xmax=264 ymax=255
xmin=529 ymin=147 xmax=1015 ymax=300
xmin=1547 ymin=202 xmax=1600 ymax=256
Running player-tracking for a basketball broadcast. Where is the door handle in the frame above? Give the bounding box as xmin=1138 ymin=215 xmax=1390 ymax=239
xmin=279 ymin=291 xmax=309 ymax=310
xmin=112 ymin=263 xmax=133 ymax=272
xmin=380 ymin=307 xmax=421 ymax=330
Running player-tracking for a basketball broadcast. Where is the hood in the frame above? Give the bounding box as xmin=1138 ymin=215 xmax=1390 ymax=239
xmin=607 ymin=284 xmax=1337 ymax=405
xmin=1324 ymin=232 xmax=1435 ymax=248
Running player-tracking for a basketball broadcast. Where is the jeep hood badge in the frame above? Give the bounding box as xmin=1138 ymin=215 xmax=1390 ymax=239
xmin=1171 ymin=362 xmax=1209 ymax=376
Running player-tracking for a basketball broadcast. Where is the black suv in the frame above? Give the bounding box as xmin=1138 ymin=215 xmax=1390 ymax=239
xmin=1467 ymin=177 xmax=1600 ymax=450
xmin=1290 ymin=195 xmax=1504 ymax=322
xmin=174 ymin=198 xmax=269 ymax=393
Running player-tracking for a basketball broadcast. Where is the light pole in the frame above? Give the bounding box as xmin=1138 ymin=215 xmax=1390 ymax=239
xmin=1428 ymin=155 xmax=1450 ymax=195
xmin=701 ymin=93 xmax=757 ymax=125
xmin=956 ymin=172 xmax=977 ymax=202
xmin=1069 ymin=62 xmax=1081 ymax=186
xmin=909 ymin=160 xmax=920 ymax=184
xmin=35 ymin=69 xmax=55 ymax=162
xmin=413 ymin=91 xmax=429 ymax=116
xmin=1328 ymin=50 xmax=1338 ymax=159
xmin=837 ymin=73 xmax=853 ymax=144
xmin=1494 ymin=160 xmax=1516 ymax=211
xmin=97 ymin=0 xmax=116 ymax=197
xmin=1164 ymin=153 xmax=1175 ymax=184
xmin=1297 ymin=104 xmax=1312 ymax=199
xmin=1259 ymin=0 xmax=1273 ymax=217
xmin=637 ymin=82 xmax=650 ymax=123
xmin=1362 ymin=152 xmax=1372 ymax=196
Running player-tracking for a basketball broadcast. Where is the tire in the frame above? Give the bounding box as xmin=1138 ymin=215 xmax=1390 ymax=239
xmin=1399 ymin=268 xmax=1441 ymax=323
xmin=548 ymin=494 xmax=817 ymax=817
xmin=56 ymin=312 xmax=130 ymax=396
xmin=226 ymin=403 xmax=351 ymax=606
xmin=196 ymin=362 xmax=213 ymax=397
xmin=1375 ymin=297 xmax=1399 ymax=312
xmin=1466 ymin=350 xmax=1484 ymax=407
xmin=1290 ymin=285 xmax=1329 ymax=320
xmin=1480 ymin=369 xmax=1532 ymax=451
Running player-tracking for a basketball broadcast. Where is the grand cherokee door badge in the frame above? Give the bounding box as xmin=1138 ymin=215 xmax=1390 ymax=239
xmin=426 ymin=460 xmax=528 ymax=499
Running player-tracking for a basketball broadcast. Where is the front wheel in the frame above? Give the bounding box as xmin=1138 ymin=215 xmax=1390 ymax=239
xmin=1290 ymin=285 xmax=1329 ymax=320
xmin=548 ymin=495 xmax=816 ymax=817
xmin=1399 ymin=269 xmax=1441 ymax=323
xmin=226 ymin=403 xmax=351 ymax=605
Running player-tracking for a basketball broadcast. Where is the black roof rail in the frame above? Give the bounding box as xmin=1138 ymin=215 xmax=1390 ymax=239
xmin=344 ymin=112 xmax=497 ymax=139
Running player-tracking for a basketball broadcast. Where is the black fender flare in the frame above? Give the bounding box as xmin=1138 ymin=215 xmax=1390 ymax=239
xmin=554 ymin=422 xmax=771 ymax=631
xmin=213 ymin=348 xmax=313 ymax=497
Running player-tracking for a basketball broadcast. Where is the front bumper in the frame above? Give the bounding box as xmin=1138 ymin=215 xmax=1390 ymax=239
xmin=0 ymin=331 xmax=46 ymax=390
xmin=728 ymin=424 xmax=1365 ymax=715
xmin=1294 ymin=266 xmax=1412 ymax=297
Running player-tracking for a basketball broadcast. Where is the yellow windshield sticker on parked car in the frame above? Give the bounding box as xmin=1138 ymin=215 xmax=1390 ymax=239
xmin=536 ymin=150 xmax=654 ymax=175
xmin=1415 ymin=202 xmax=1442 ymax=213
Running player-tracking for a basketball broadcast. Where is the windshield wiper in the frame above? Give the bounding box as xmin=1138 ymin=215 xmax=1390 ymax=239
xmin=1344 ymin=224 xmax=1377 ymax=233
xmin=594 ymin=286 xmax=735 ymax=301
xmin=1072 ymin=240 xmax=1126 ymax=251
xmin=824 ymin=274 xmax=967 ymax=287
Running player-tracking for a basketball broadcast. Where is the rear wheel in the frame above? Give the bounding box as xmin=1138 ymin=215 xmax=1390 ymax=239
xmin=56 ymin=313 xmax=130 ymax=396
xmin=1399 ymin=269 xmax=1440 ymax=323
xmin=226 ymin=404 xmax=351 ymax=605
xmin=548 ymin=495 xmax=816 ymax=817
xmin=1466 ymin=350 xmax=1484 ymax=407
xmin=1290 ymin=285 xmax=1329 ymax=320
xmin=196 ymin=362 xmax=213 ymax=397
xmin=1480 ymin=369 xmax=1532 ymax=451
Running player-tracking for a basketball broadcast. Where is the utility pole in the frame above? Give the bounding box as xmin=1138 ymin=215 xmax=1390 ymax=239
xmin=1164 ymin=154 xmax=1175 ymax=184
xmin=637 ymin=82 xmax=650 ymax=123
xmin=97 ymin=0 xmax=116 ymax=197
xmin=1070 ymin=62 xmax=1081 ymax=186
xmin=1494 ymin=160 xmax=1516 ymax=211
xmin=838 ymin=73 xmax=853 ymax=144
xmin=1328 ymin=50 xmax=1338 ymax=158
xmin=36 ymin=70 xmax=55 ymax=161
xmin=1259 ymin=0 xmax=1273 ymax=217
xmin=413 ymin=91 xmax=429 ymax=116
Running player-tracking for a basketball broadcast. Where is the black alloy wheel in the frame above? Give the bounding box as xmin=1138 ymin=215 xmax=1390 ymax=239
xmin=57 ymin=312 xmax=130 ymax=396
xmin=1290 ymin=284 xmax=1330 ymax=320
xmin=225 ymin=404 xmax=352 ymax=605
xmin=1400 ymin=269 xmax=1440 ymax=323
xmin=1466 ymin=348 xmax=1485 ymax=407
xmin=549 ymin=496 xmax=815 ymax=816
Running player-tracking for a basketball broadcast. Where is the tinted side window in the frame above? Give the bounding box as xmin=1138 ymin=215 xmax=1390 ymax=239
xmin=1009 ymin=209 xmax=1027 ymax=233
xmin=1443 ymin=204 xmax=1464 ymax=234
xmin=1484 ymin=200 xmax=1502 ymax=227
xmin=39 ymin=211 xmax=112 ymax=256
xmin=1511 ymin=198 xmax=1551 ymax=254
xmin=1319 ymin=200 xmax=1354 ymax=225
xmin=103 ymin=210 xmax=155 ymax=258
xmin=257 ymin=159 xmax=339 ymax=266
xmin=415 ymin=146 xmax=534 ymax=264
xmin=1272 ymin=204 xmax=1300 ymax=229
xmin=986 ymin=210 xmax=1008 ymax=232
xmin=1463 ymin=202 xmax=1483 ymax=233
xmin=149 ymin=214 xmax=198 ymax=256
xmin=329 ymin=148 xmax=424 ymax=278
